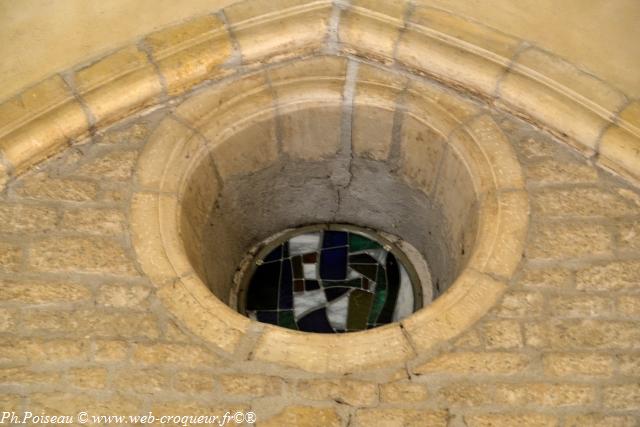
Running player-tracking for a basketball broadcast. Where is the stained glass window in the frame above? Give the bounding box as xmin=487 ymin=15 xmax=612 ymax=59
xmin=243 ymin=226 xmax=419 ymax=333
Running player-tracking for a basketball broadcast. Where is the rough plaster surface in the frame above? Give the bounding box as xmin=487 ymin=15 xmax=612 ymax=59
xmin=199 ymin=156 xmax=462 ymax=306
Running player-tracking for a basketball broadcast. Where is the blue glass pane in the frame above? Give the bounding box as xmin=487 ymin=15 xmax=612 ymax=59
xmin=320 ymin=247 xmax=348 ymax=280
xmin=322 ymin=230 xmax=348 ymax=248
xmin=297 ymin=307 xmax=334 ymax=333
xmin=279 ymin=259 xmax=293 ymax=310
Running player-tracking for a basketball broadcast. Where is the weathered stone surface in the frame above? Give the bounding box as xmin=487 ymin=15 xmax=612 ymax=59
xmin=219 ymin=375 xmax=283 ymax=397
xmin=527 ymin=223 xmax=612 ymax=261
xmin=68 ymin=367 xmax=108 ymax=389
xmin=617 ymin=220 xmax=640 ymax=251
xmin=0 ymin=204 xmax=58 ymax=233
xmin=399 ymin=116 xmax=446 ymax=194
xmin=618 ymin=295 xmax=640 ymax=316
xmin=29 ymin=237 xmax=137 ymax=274
xmin=0 ymin=308 xmax=16 ymax=332
xmin=22 ymin=310 xmax=160 ymax=338
xmin=576 ymin=261 xmax=640 ymax=291
xmin=496 ymin=291 xmax=545 ymax=317
xmin=144 ymin=15 xmax=232 ymax=95
xmin=531 ymin=187 xmax=636 ymax=218
xmin=519 ymin=268 xmax=573 ymax=289
xmin=564 ymin=413 xmax=636 ymax=427
xmin=15 ymin=174 xmax=98 ymax=201
xmin=30 ymin=392 xmax=141 ymax=417
xmin=543 ymin=353 xmax=613 ymax=377
xmin=495 ymin=383 xmax=596 ymax=406
xmin=77 ymin=149 xmax=138 ymax=180
xmin=94 ymin=340 xmax=129 ymax=363
xmin=0 ymin=367 xmax=62 ymax=385
xmin=133 ymin=343 xmax=222 ymax=366
xmin=548 ymin=295 xmax=611 ymax=317
xmin=515 ymin=136 xmax=556 ymax=160
xmin=465 ymin=413 xmax=558 ymax=427
xmin=380 ymin=381 xmax=429 ymax=403
xmin=60 ymin=208 xmax=125 ymax=235
xmin=99 ymin=121 xmax=151 ymax=145
xmin=174 ymin=371 xmax=215 ymax=393
xmin=414 ymin=352 xmax=529 ymax=375
xmin=353 ymin=409 xmax=448 ymax=427
xmin=260 ymin=406 xmax=342 ymax=427
xmin=113 ymin=368 xmax=171 ymax=392
xmin=295 ymin=379 xmax=378 ymax=407
xmin=352 ymin=105 xmax=394 ymax=160
xmin=0 ymin=338 xmax=88 ymax=363
xmin=525 ymin=320 xmax=640 ymax=349
xmin=618 ymin=354 xmax=640 ymax=376
xmin=0 ymin=280 xmax=91 ymax=303
xmin=603 ymin=383 xmax=640 ymax=410
xmin=280 ymin=106 xmax=342 ymax=160
xmin=439 ymin=383 xmax=493 ymax=406
xmin=74 ymin=46 xmax=163 ymax=126
xmin=0 ymin=242 xmax=22 ymax=271
xmin=525 ymin=158 xmax=598 ymax=185
xmin=96 ymin=283 xmax=150 ymax=308
xmin=482 ymin=320 xmax=523 ymax=349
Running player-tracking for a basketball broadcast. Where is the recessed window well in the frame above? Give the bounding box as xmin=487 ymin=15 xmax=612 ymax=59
xmin=238 ymin=225 xmax=422 ymax=333
xmin=131 ymin=57 xmax=529 ymax=371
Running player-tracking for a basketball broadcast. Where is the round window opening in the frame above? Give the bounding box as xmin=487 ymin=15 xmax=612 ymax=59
xmin=237 ymin=224 xmax=424 ymax=333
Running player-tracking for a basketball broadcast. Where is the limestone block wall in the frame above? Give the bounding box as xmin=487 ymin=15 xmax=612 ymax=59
xmin=1 ymin=83 xmax=639 ymax=426
xmin=0 ymin=1 xmax=639 ymax=426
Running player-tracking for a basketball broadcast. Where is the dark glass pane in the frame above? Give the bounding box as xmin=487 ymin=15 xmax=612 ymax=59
xmin=349 ymin=253 xmax=378 ymax=264
xmin=349 ymin=233 xmax=382 ymax=252
xmin=263 ymin=245 xmax=282 ymax=262
xmin=347 ymin=290 xmax=374 ymax=330
xmin=292 ymin=255 xmax=303 ymax=279
xmin=293 ymin=279 xmax=304 ymax=292
xmin=351 ymin=264 xmax=378 ymax=281
xmin=305 ymin=279 xmax=320 ymax=291
xmin=320 ymin=247 xmax=348 ymax=280
xmin=256 ymin=310 xmax=278 ymax=325
xmin=368 ymin=266 xmax=388 ymax=325
xmin=302 ymin=252 xmax=317 ymax=263
xmin=246 ymin=261 xmax=281 ymax=310
xmin=278 ymin=310 xmax=298 ymax=330
xmin=324 ymin=287 xmax=350 ymax=301
xmin=322 ymin=230 xmax=348 ymax=248
xmin=297 ymin=307 xmax=333 ymax=333
xmin=279 ymin=259 xmax=293 ymax=310
xmin=378 ymin=252 xmax=400 ymax=323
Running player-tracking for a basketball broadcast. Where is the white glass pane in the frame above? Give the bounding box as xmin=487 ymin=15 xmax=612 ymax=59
xmin=289 ymin=232 xmax=321 ymax=256
xmin=326 ymin=292 xmax=350 ymax=330
xmin=294 ymin=289 xmax=327 ymax=319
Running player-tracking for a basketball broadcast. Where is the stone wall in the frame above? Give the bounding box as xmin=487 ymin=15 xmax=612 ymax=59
xmin=0 ymin=2 xmax=639 ymax=426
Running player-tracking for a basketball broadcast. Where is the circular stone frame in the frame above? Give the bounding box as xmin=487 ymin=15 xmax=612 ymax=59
xmin=130 ymin=55 xmax=529 ymax=373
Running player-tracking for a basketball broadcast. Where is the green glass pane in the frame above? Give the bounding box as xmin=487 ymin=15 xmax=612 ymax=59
xmin=347 ymin=289 xmax=374 ymax=331
xmin=367 ymin=288 xmax=387 ymax=326
xmin=348 ymin=233 xmax=382 ymax=252
xmin=278 ymin=310 xmax=298 ymax=330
